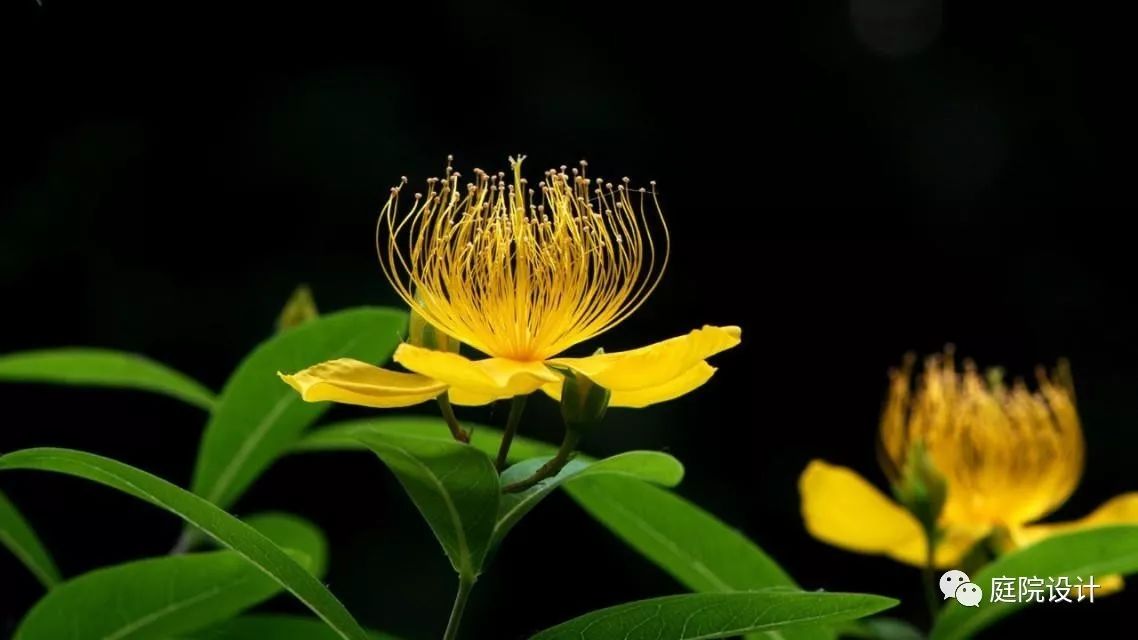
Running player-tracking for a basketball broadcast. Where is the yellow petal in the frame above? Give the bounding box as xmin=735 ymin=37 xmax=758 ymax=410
xmin=541 ymin=362 xmax=717 ymax=408
xmin=394 ymin=343 xmax=559 ymax=399
xmin=1009 ymin=492 xmax=1138 ymax=547
xmin=278 ymin=358 xmax=446 ymax=408
xmin=446 ymin=387 xmax=499 ymax=407
xmin=799 ymin=460 xmax=987 ymax=568
xmin=547 ymin=325 xmax=741 ymax=392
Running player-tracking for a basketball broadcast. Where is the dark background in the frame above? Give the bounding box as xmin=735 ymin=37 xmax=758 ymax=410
xmin=2 ymin=1 xmax=1136 ymax=638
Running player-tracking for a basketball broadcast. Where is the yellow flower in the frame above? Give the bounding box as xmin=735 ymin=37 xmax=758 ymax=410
xmin=799 ymin=351 xmax=1138 ymax=569
xmin=280 ymin=157 xmax=740 ymax=408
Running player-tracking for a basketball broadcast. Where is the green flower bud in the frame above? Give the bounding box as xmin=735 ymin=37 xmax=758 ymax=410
xmin=558 ymin=368 xmax=611 ymax=431
xmin=276 ymin=284 xmax=319 ymax=332
xmin=892 ymin=440 xmax=948 ymax=535
xmin=408 ymin=309 xmax=460 ymax=353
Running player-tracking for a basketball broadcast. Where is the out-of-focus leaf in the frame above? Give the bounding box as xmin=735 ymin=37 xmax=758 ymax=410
xmin=0 ymin=489 xmax=61 ymax=588
xmin=0 ymin=348 xmax=215 ymax=410
xmin=930 ymin=525 xmax=1138 ymax=640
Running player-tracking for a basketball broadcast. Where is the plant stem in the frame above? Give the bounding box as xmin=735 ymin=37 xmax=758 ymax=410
xmin=169 ymin=528 xmax=200 ymax=555
xmin=921 ymin=526 xmax=939 ymax=625
xmin=443 ymin=574 xmax=475 ymax=640
xmin=437 ymin=393 xmax=469 ymax=443
xmin=502 ymin=428 xmax=580 ymax=493
xmin=495 ymin=395 xmax=528 ymax=470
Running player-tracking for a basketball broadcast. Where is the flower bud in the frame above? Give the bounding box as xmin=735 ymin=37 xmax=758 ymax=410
xmin=276 ymin=284 xmax=319 ymax=332
xmin=892 ymin=440 xmax=948 ymax=534
xmin=408 ymin=309 xmax=461 ymax=353
xmin=558 ymin=368 xmax=611 ymax=431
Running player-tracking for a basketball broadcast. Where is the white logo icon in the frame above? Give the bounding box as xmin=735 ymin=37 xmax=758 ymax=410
xmin=940 ymin=570 xmax=983 ymax=607
xmin=939 ymin=569 xmax=970 ymax=599
xmin=955 ymin=582 xmax=983 ymax=607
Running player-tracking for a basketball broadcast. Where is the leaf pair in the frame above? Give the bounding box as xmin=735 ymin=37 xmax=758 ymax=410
xmin=297 ymin=419 xmax=899 ymax=639
xmin=357 ymin=430 xmax=684 ymax=582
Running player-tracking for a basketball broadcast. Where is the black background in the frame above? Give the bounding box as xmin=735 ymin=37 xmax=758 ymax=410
xmin=2 ymin=1 xmax=1137 ymax=638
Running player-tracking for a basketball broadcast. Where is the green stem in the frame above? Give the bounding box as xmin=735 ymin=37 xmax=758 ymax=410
xmin=443 ymin=575 xmax=475 ymax=640
xmin=437 ymin=393 xmax=469 ymax=443
xmin=495 ymin=395 xmax=528 ymax=470
xmin=921 ymin=526 xmax=939 ymax=625
xmin=502 ymin=428 xmax=580 ymax=493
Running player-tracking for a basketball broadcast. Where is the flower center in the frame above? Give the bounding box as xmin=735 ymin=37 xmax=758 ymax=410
xmin=879 ymin=351 xmax=1084 ymax=527
xmin=379 ymin=156 xmax=668 ymax=361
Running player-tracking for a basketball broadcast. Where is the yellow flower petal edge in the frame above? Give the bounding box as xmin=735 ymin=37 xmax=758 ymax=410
xmin=394 ymin=343 xmax=560 ymax=399
xmin=799 ymin=460 xmax=988 ymax=568
xmin=278 ymin=358 xmax=447 ymax=409
xmin=446 ymin=386 xmax=500 ymax=407
xmin=541 ymin=362 xmax=717 ymax=408
xmin=1008 ymin=492 xmax=1138 ymax=548
xmin=547 ymin=325 xmax=741 ymax=392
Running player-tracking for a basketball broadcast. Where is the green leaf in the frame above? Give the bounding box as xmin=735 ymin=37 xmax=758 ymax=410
xmin=837 ymin=617 xmax=925 ymax=640
xmin=18 ymin=511 xmax=332 ymax=639
xmin=191 ymin=307 xmax=407 ymax=509
xmin=240 ymin=512 xmax=329 ymax=579
xmin=929 ymin=525 xmax=1138 ymax=640
xmin=530 ymin=590 xmax=899 ymax=640
xmin=277 ymin=285 xmax=319 ymax=332
xmin=565 ymin=477 xmax=834 ymax=640
xmin=294 ymin=416 xmax=557 ymax=461
xmin=0 ymin=348 xmax=215 ymax=410
xmin=0 ymin=489 xmax=61 ymax=588
xmin=565 ymin=475 xmax=795 ymax=591
xmin=0 ymin=448 xmax=369 ymax=640
xmin=494 ymin=452 xmax=683 ymax=548
xmin=15 ymin=550 xmax=292 ymax=640
xmin=356 ymin=431 xmax=499 ymax=579
xmin=181 ymin=614 xmax=400 ymax=640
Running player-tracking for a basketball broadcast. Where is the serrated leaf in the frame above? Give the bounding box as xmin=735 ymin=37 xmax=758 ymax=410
xmin=929 ymin=525 xmax=1138 ymax=640
xmin=0 ymin=348 xmax=215 ymax=410
xmin=356 ymin=431 xmax=499 ymax=579
xmin=0 ymin=448 xmax=369 ymax=640
xmin=191 ymin=307 xmax=406 ymax=510
xmin=494 ymin=452 xmax=683 ymax=548
xmin=0 ymin=488 xmax=61 ymax=588
xmin=530 ymin=590 xmax=898 ymax=640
